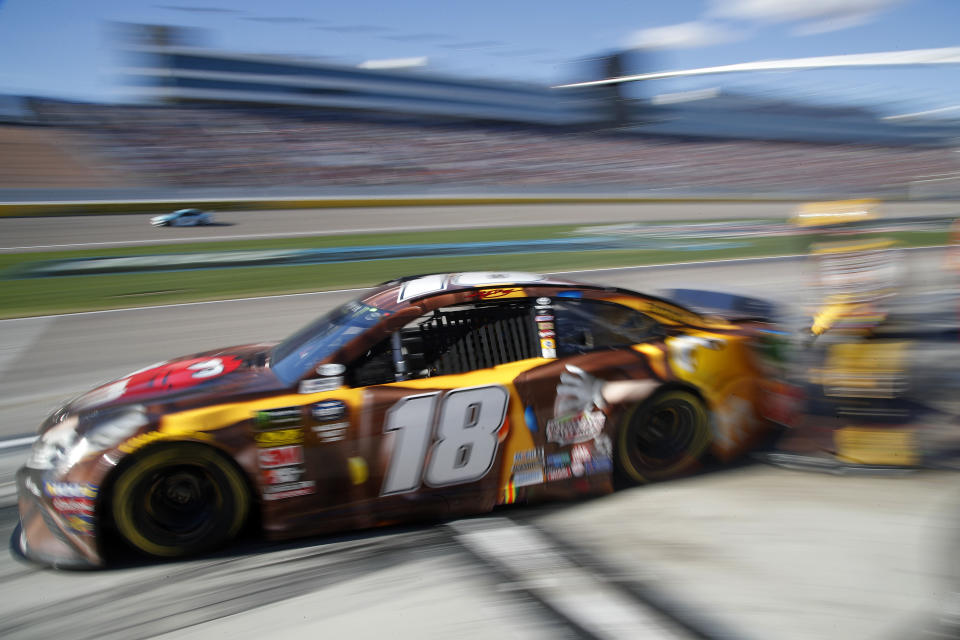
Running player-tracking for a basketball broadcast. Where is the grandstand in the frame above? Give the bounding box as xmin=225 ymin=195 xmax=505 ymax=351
xmin=120 ymin=45 xmax=601 ymax=126
xmin=115 ymin=26 xmax=960 ymax=147
xmin=0 ymin=124 xmax=137 ymax=189
xmin=0 ymin=95 xmax=35 ymax=125
xmin=1 ymin=25 xmax=956 ymax=195
xmin=18 ymin=101 xmax=957 ymax=196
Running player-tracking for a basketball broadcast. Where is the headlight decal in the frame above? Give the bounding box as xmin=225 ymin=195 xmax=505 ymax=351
xmin=25 ymin=416 xmax=79 ymax=470
xmin=26 ymin=408 xmax=149 ymax=471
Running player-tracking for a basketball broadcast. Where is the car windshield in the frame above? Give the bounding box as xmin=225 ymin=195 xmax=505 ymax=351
xmin=270 ymin=300 xmax=387 ymax=385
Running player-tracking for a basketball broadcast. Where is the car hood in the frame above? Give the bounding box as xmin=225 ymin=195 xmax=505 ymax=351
xmin=62 ymin=343 xmax=283 ymax=416
xmin=150 ymin=214 xmax=174 ymax=221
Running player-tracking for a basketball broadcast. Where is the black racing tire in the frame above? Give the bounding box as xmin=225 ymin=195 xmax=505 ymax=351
xmin=616 ymin=389 xmax=712 ymax=484
xmin=111 ymin=444 xmax=250 ymax=558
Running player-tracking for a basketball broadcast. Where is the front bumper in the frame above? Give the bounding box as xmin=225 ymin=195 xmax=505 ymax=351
xmin=16 ymin=467 xmax=103 ymax=569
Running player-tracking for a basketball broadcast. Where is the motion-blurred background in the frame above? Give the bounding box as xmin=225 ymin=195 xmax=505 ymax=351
xmin=0 ymin=0 xmax=959 ymax=199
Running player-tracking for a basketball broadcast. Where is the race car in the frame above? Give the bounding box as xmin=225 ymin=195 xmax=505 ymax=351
xmin=150 ymin=208 xmax=213 ymax=227
xmin=17 ymin=272 xmax=780 ymax=568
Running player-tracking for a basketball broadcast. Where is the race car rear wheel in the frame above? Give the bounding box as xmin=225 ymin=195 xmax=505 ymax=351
xmin=111 ymin=444 xmax=250 ymax=558
xmin=616 ymin=389 xmax=711 ymax=484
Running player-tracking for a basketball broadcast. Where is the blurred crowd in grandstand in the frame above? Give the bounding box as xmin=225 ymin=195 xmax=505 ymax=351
xmin=1 ymin=101 xmax=956 ymax=194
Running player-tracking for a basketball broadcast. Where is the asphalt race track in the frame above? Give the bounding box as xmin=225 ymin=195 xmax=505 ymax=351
xmin=2 ymin=200 xmax=959 ymax=251
xmin=1 ymin=203 xmax=959 ymax=639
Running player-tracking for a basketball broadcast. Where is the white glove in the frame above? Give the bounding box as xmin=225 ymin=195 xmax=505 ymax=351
xmin=556 ymin=364 xmax=607 ymax=412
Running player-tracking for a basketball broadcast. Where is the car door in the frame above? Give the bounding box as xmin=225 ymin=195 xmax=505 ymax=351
xmin=342 ymin=297 xmax=546 ymax=525
xmin=511 ymin=297 xmax=664 ymax=497
xmin=255 ymin=299 xmax=532 ymax=535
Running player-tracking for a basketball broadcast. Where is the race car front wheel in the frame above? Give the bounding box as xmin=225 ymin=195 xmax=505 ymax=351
xmin=616 ymin=389 xmax=711 ymax=484
xmin=111 ymin=444 xmax=250 ymax=558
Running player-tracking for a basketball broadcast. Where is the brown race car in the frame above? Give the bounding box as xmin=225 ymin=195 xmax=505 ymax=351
xmin=17 ymin=272 xmax=779 ymax=567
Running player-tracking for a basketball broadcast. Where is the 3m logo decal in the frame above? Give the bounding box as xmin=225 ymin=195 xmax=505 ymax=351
xmin=258 ymin=445 xmax=304 ymax=469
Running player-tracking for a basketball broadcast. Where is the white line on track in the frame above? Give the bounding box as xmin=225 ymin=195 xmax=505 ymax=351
xmin=0 ymin=287 xmax=373 ymax=323
xmin=450 ymin=518 xmax=690 ymax=639
xmin=0 ymin=436 xmax=37 ymax=450
xmin=0 ymin=221 xmax=562 ymax=252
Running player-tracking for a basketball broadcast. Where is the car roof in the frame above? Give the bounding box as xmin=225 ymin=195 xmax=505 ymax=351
xmin=360 ymin=271 xmax=668 ymax=311
xmin=353 ymin=272 xmax=740 ymax=329
xmin=364 ymin=272 xmax=572 ymax=306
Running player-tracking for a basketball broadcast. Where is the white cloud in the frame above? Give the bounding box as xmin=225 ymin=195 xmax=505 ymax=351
xmin=624 ymin=0 xmax=905 ymax=52
xmin=709 ymin=0 xmax=905 ymax=34
xmin=357 ymin=57 xmax=428 ymax=69
xmin=792 ymin=13 xmax=873 ymax=36
xmin=628 ymin=21 xmax=743 ymax=50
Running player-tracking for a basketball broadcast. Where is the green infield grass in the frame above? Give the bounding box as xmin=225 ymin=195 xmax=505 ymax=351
xmin=0 ymin=225 xmax=947 ymax=318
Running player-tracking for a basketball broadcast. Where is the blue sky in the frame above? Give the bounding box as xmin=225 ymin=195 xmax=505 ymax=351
xmin=0 ymin=0 xmax=957 ymax=116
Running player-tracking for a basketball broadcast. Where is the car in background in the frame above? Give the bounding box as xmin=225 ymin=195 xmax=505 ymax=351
xmin=150 ymin=208 xmax=212 ymax=227
xmin=17 ymin=272 xmax=781 ymax=567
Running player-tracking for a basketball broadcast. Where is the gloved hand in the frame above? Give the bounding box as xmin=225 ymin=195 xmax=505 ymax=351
xmin=556 ymin=364 xmax=607 ymax=412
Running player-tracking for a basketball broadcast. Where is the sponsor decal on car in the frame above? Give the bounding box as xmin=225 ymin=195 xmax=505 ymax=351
xmin=537 ymin=312 xmax=557 ymax=358
xmin=255 ymin=407 xmax=301 ymax=428
xmin=74 ymin=357 xmax=244 ymax=409
xmin=257 ymin=445 xmax=304 ymax=469
xmin=50 ymin=497 xmax=95 ymax=514
xmin=64 ymin=514 xmax=95 ymax=535
xmin=311 ymin=399 xmax=347 ymax=422
xmin=299 ymin=377 xmax=343 ymax=394
xmin=510 ymin=448 xmax=544 ymax=487
xmin=466 ymin=288 xmax=522 ymax=300
xmin=524 ymin=405 xmax=539 ymax=433
xmin=263 ymin=481 xmax=316 ymax=501
xmin=500 ymin=482 xmax=518 ymax=505
xmin=546 ymin=410 xmax=606 ymax=445
xmin=311 ymin=422 xmax=349 ymax=443
xmin=262 ymin=466 xmax=304 ymax=485
xmin=254 ymin=428 xmax=303 ymax=447
xmin=546 ymin=466 xmax=572 ymax=481
xmin=569 ymin=442 xmax=612 ymax=476
xmin=593 ymin=433 xmax=613 ymax=459
xmin=545 ymin=451 xmax=571 ymax=469
xmin=44 ymin=482 xmax=98 ymax=535
xmin=544 ymin=438 xmax=612 ymax=481
xmin=667 ymin=335 xmax=724 ymax=373
xmin=44 ymin=481 xmax=98 ymax=499
xmin=348 ymin=456 xmax=368 ymax=485
xmin=316 ymin=363 xmax=346 ymax=377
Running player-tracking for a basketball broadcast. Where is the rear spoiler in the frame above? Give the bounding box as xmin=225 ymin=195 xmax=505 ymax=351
xmin=662 ymin=288 xmax=778 ymax=323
